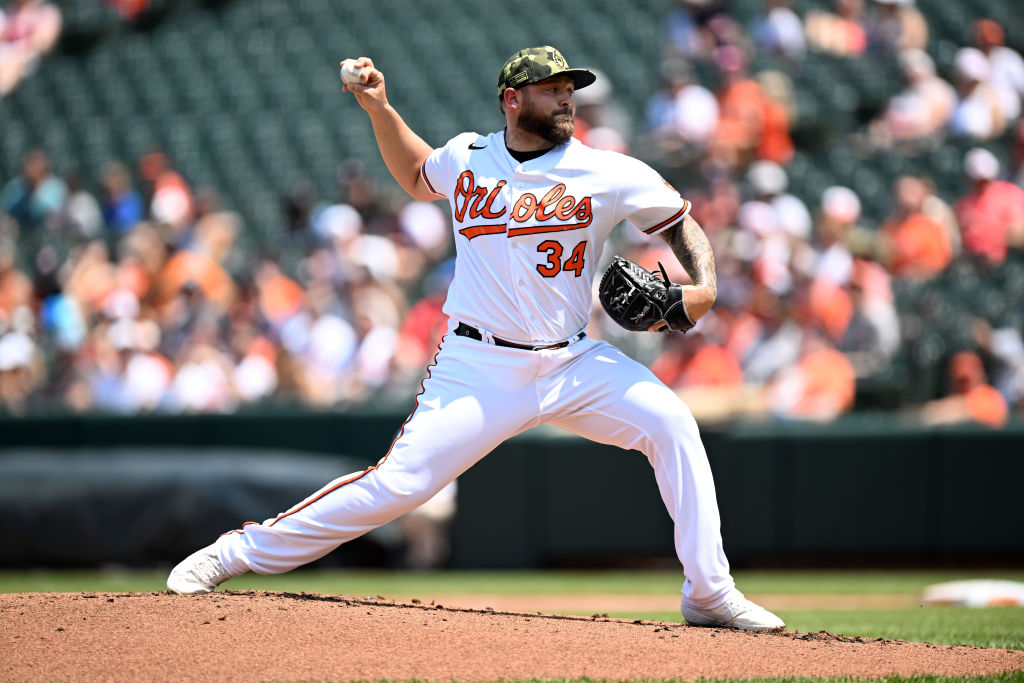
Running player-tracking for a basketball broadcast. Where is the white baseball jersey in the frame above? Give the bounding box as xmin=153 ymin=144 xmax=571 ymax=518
xmin=420 ymin=132 xmax=691 ymax=343
xmin=208 ymin=127 xmax=738 ymax=614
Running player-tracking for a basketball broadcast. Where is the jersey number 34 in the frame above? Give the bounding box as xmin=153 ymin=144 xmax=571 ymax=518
xmin=537 ymin=239 xmax=587 ymax=278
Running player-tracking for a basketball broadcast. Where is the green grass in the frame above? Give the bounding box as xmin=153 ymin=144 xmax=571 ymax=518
xmin=629 ymin=607 xmax=1024 ymax=651
xmin=4 ymin=567 xmax=1023 ymax=598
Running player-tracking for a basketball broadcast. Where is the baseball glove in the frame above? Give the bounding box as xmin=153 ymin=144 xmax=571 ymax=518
xmin=598 ymin=256 xmax=695 ymax=333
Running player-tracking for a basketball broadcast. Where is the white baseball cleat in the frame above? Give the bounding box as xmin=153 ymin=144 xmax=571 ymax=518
xmin=682 ymin=591 xmax=786 ymax=631
xmin=166 ymin=543 xmax=234 ymax=595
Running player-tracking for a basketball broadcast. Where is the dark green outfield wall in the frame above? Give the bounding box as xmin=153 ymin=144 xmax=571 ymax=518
xmin=454 ymin=421 xmax=1024 ymax=568
xmin=1 ymin=413 xmax=1021 ymax=568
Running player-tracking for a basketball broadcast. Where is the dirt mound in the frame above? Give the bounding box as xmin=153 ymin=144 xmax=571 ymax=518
xmin=2 ymin=591 xmax=1022 ymax=682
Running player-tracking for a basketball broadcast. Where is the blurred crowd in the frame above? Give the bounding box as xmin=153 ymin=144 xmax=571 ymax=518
xmin=570 ymin=0 xmax=1024 ymax=428
xmin=0 ymin=146 xmax=456 ymax=416
xmin=2 ymin=0 xmax=1024 ymax=429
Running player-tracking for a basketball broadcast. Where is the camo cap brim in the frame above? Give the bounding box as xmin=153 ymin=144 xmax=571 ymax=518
xmin=497 ymin=46 xmax=596 ymax=97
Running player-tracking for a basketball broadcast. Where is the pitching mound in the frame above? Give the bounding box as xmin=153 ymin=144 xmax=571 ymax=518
xmin=3 ymin=591 xmax=1022 ymax=681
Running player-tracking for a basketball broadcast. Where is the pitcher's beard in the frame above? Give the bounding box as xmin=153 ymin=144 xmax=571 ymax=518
xmin=519 ymin=102 xmax=575 ymax=145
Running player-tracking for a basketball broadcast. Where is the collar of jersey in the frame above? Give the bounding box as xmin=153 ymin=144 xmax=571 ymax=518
xmin=499 ymin=130 xmax=572 ymax=171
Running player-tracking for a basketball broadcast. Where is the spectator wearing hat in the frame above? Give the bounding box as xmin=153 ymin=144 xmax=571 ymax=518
xmin=0 ymin=329 xmax=39 ymax=414
xmin=644 ymin=57 xmax=719 ymax=166
xmin=972 ymin=19 xmax=1024 ymax=124
xmin=571 ymin=68 xmax=634 ymax=153
xmin=139 ymin=151 xmax=195 ymax=236
xmin=747 ymin=161 xmax=812 ymax=242
xmin=806 ymin=185 xmax=900 ymax=374
xmin=869 ymin=48 xmax=955 ymax=147
xmin=812 ymin=186 xmax=870 ymax=285
xmin=956 ymin=148 xmax=1024 ymax=266
xmin=751 ymin=0 xmax=805 ymax=60
xmin=735 ymin=161 xmax=811 ymax=297
xmin=737 ymin=199 xmax=793 ymax=295
xmin=951 ymin=47 xmax=1008 ymax=141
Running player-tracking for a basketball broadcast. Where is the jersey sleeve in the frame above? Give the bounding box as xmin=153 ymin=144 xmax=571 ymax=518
xmin=617 ymin=157 xmax=692 ymax=236
xmin=420 ymin=132 xmax=477 ymax=200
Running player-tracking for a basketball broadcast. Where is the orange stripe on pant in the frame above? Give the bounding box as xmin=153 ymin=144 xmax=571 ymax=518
xmin=263 ymin=336 xmax=449 ymax=528
xmin=220 ymin=339 xmax=448 ymax=536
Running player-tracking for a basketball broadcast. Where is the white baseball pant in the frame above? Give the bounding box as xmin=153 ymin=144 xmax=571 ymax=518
xmin=216 ymin=331 xmax=736 ymax=608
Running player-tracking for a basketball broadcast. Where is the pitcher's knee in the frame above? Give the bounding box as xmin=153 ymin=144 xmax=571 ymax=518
xmin=645 ymin=400 xmax=698 ymax=438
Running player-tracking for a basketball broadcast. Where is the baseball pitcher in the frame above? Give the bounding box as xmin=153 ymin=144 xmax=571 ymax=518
xmin=167 ymin=47 xmax=785 ymax=632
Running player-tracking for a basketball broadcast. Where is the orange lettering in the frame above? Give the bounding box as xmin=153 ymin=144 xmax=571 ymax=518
xmin=536 ymin=184 xmax=567 ymax=221
xmin=454 ymin=172 xmax=507 ymax=223
xmin=471 ymin=180 xmax=506 ymax=219
xmin=511 ymin=186 xmax=592 ymax=230
xmin=512 ymin=193 xmax=538 ymax=222
xmin=554 ymin=195 xmax=575 ymax=220
xmin=574 ymin=197 xmax=592 ymax=222
xmin=453 ymin=171 xmax=475 ymax=223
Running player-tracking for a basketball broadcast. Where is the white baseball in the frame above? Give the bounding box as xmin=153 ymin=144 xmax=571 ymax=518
xmin=340 ymin=60 xmax=366 ymax=85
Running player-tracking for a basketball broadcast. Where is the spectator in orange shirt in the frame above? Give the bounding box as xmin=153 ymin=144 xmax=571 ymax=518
xmin=955 ymin=147 xmax=1024 ymax=266
xmin=755 ymin=71 xmax=795 ymax=165
xmin=154 ymin=213 xmax=239 ymax=313
xmin=880 ymin=175 xmax=952 ymax=278
xmin=885 ymin=214 xmax=951 ymax=278
xmin=806 ymin=277 xmax=853 ymax=344
xmin=766 ymin=331 xmax=857 ymax=422
xmin=711 ymin=46 xmax=793 ymax=169
xmin=921 ymin=350 xmax=1008 ymax=429
xmin=254 ymin=260 xmax=305 ymax=330
xmin=652 ymin=331 xmax=743 ymax=389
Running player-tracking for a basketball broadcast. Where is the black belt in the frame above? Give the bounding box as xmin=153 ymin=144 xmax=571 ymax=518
xmin=454 ymin=322 xmax=585 ymax=351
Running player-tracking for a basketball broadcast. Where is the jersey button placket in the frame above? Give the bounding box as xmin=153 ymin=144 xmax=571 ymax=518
xmin=503 ymin=181 xmax=532 ymax=334
xmin=510 ymin=175 xmax=543 ymax=341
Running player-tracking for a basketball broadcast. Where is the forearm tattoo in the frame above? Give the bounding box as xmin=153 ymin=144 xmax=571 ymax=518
xmin=665 ymin=216 xmax=717 ymax=296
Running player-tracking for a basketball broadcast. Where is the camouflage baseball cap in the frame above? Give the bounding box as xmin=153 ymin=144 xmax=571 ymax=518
xmin=496 ymin=46 xmax=596 ymax=97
